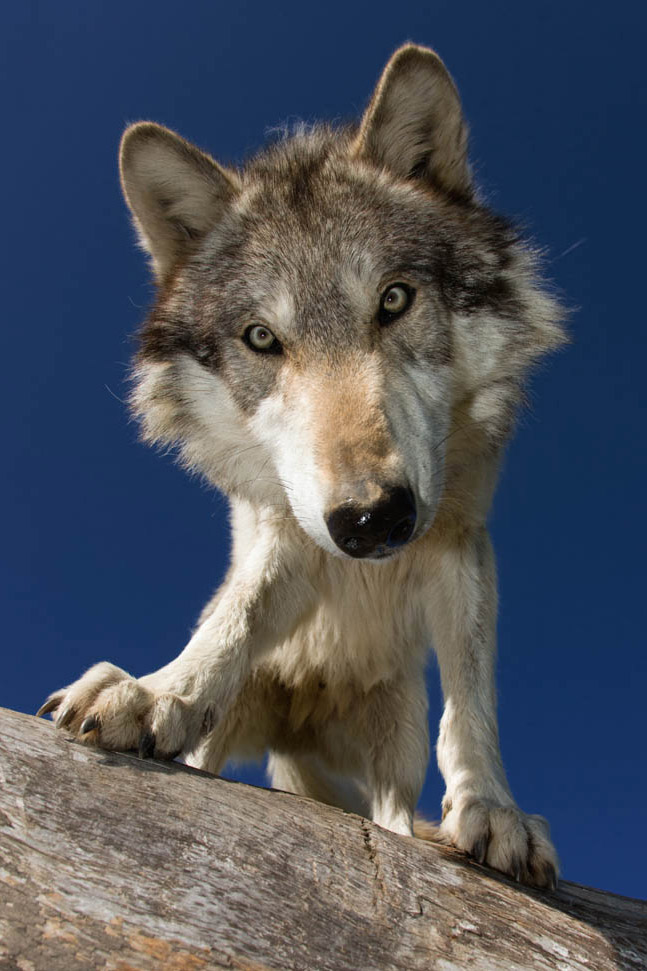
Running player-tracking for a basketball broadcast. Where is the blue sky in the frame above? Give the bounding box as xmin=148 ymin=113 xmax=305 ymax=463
xmin=2 ymin=1 xmax=645 ymax=899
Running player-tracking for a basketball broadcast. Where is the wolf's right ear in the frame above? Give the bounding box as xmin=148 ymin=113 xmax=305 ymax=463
xmin=119 ymin=123 xmax=241 ymax=280
xmin=354 ymin=45 xmax=472 ymax=200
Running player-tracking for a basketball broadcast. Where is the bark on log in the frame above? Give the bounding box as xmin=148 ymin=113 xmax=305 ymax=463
xmin=0 ymin=707 xmax=645 ymax=971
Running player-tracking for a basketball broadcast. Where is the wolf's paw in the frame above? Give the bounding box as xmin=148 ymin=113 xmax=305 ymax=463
xmin=439 ymin=796 xmax=559 ymax=889
xmin=37 ymin=662 xmax=197 ymax=759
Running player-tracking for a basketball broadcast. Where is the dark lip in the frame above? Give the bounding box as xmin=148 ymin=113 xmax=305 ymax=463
xmin=362 ymin=524 xmax=426 ymax=561
xmin=358 ymin=542 xmax=407 ymax=562
xmin=333 ymin=542 xmax=399 ymax=562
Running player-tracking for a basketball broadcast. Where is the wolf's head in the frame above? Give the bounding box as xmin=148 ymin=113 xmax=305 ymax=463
xmin=123 ymin=45 xmax=564 ymax=560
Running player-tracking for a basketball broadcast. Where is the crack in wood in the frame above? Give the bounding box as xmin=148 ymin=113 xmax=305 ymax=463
xmin=360 ymin=818 xmax=389 ymax=911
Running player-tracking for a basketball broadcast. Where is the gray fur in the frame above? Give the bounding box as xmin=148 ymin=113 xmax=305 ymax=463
xmin=40 ymin=45 xmax=566 ymax=890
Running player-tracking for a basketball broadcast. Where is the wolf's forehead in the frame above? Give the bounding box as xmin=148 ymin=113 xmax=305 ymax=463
xmin=243 ymin=251 xmax=378 ymax=343
xmin=232 ymin=172 xmax=426 ymax=303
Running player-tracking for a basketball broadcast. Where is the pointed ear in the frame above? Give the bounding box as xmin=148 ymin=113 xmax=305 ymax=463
xmin=119 ymin=122 xmax=241 ymax=279
xmin=353 ymin=44 xmax=472 ymax=200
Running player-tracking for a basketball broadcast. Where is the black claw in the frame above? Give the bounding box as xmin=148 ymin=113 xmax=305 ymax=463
xmin=472 ymin=835 xmax=489 ymax=865
xmin=138 ymin=732 xmax=156 ymax=760
xmin=80 ymin=715 xmax=99 ymax=735
xmin=37 ymin=696 xmax=61 ymax=717
xmin=528 ymin=859 xmax=558 ymax=891
xmin=510 ymin=856 xmax=524 ymax=882
xmin=57 ymin=705 xmax=76 ymax=728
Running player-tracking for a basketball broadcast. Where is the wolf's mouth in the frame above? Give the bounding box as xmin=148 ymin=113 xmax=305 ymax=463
xmin=369 ymin=546 xmax=403 ymax=561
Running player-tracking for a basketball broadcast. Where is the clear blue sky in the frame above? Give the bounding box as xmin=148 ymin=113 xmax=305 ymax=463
xmin=2 ymin=1 xmax=645 ymax=899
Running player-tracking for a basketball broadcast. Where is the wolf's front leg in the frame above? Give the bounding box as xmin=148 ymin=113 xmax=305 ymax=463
xmin=426 ymin=527 xmax=558 ymax=888
xmin=39 ymin=519 xmax=315 ymax=760
xmin=360 ymin=675 xmax=430 ymax=837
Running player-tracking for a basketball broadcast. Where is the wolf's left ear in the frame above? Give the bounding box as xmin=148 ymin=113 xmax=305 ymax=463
xmin=119 ymin=123 xmax=241 ymax=280
xmin=354 ymin=45 xmax=472 ymax=200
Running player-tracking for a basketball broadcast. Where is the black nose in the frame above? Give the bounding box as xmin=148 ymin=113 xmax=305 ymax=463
xmin=325 ymin=486 xmax=417 ymax=559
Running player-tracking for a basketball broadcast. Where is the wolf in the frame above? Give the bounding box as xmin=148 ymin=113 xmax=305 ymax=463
xmin=39 ymin=44 xmax=565 ymax=888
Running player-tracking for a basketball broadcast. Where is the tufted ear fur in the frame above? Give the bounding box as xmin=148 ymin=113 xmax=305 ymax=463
xmin=119 ymin=122 xmax=241 ymax=280
xmin=354 ymin=44 xmax=472 ymax=200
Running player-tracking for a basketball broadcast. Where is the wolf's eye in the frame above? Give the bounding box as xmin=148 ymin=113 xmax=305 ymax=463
xmin=379 ymin=284 xmax=414 ymax=324
xmin=243 ymin=324 xmax=281 ymax=354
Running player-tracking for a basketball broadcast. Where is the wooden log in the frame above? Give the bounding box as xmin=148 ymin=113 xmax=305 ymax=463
xmin=0 ymin=706 xmax=645 ymax=971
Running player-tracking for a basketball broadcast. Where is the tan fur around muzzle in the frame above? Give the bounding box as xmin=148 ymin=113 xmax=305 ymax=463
xmin=290 ymin=356 xmax=402 ymax=509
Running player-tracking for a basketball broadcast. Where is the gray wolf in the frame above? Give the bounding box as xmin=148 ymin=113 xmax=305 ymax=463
xmin=39 ymin=44 xmax=565 ymax=888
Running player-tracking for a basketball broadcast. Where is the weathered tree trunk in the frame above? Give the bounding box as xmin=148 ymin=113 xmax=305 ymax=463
xmin=0 ymin=707 xmax=644 ymax=971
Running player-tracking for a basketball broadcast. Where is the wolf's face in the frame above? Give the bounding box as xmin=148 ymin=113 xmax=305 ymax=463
xmin=183 ymin=164 xmax=458 ymax=559
xmin=124 ymin=47 xmax=564 ymax=559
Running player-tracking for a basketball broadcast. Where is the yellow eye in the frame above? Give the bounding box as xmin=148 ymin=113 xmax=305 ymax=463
xmin=379 ymin=284 xmax=414 ymax=324
xmin=244 ymin=324 xmax=280 ymax=353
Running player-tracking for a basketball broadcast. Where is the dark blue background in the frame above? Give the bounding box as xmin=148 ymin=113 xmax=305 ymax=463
xmin=3 ymin=1 xmax=645 ymax=899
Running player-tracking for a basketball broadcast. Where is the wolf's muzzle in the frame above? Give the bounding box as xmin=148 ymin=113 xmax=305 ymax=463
xmin=325 ymin=486 xmax=417 ymax=559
